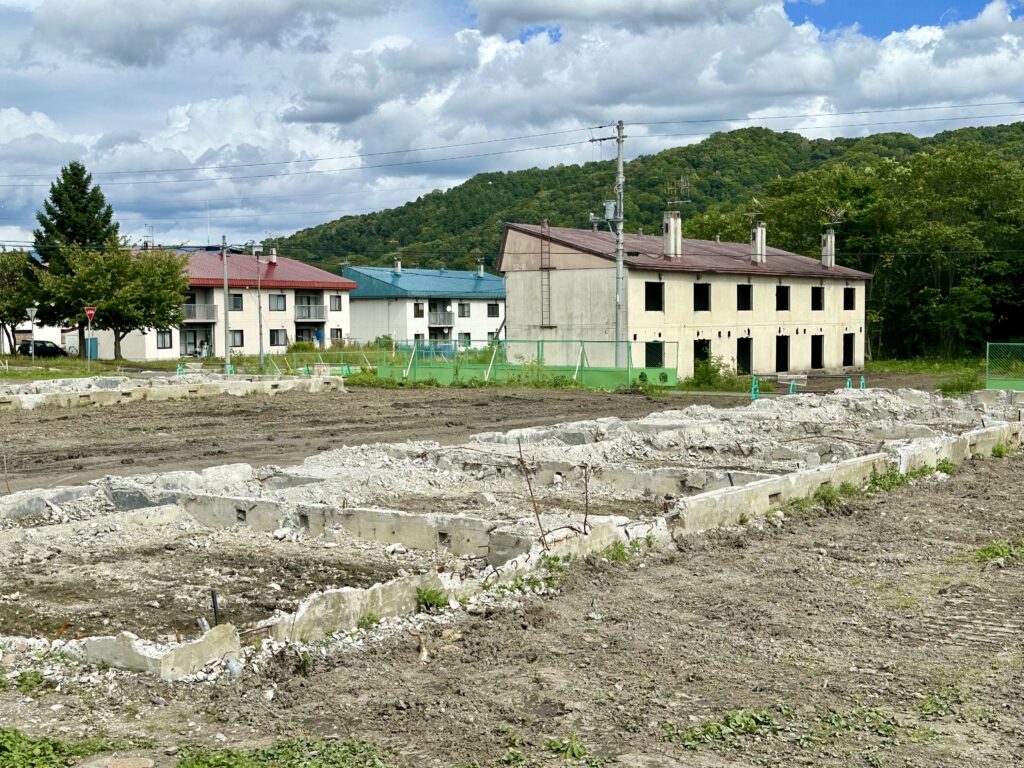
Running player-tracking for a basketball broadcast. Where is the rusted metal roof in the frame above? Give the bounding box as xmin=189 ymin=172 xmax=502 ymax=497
xmin=185 ymin=250 xmax=356 ymax=290
xmin=502 ymin=223 xmax=872 ymax=280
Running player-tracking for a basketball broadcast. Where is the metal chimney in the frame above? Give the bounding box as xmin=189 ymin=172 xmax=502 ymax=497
xmin=394 ymin=258 xmax=402 ymax=274
xmin=662 ymin=211 xmax=682 ymax=259
xmin=478 ymin=262 xmax=484 ymax=278
xmin=821 ymin=228 xmax=835 ymax=268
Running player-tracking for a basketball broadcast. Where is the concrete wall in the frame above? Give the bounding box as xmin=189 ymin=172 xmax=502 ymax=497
xmin=628 ymin=271 xmax=865 ymax=378
xmin=505 ymin=268 xmax=617 ymax=349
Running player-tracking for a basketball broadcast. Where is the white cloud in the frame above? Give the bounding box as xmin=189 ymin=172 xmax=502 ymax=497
xmin=1 ymin=0 xmax=1023 ymax=247
xmin=30 ymin=0 xmax=402 ymax=66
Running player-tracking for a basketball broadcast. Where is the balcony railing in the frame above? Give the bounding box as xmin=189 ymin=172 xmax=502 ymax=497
xmin=295 ymin=304 xmax=327 ymax=321
xmin=183 ymin=303 xmax=218 ymax=321
xmin=428 ymin=311 xmax=454 ymax=326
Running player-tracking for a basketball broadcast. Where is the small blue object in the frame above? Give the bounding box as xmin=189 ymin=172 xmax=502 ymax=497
xmin=789 ymin=379 xmax=797 ymax=395
xmin=846 ymin=377 xmax=852 ymax=389
xmin=751 ymin=376 xmax=760 ymax=401
xmin=860 ymin=375 xmax=866 ymax=389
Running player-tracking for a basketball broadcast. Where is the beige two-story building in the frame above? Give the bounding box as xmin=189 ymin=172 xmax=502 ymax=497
xmin=498 ymin=215 xmax=872 ymax=378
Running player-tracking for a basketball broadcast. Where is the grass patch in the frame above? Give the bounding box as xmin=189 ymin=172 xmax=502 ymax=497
xmin=920 ymin=686 xmax=967 ymax=719
xmin=599 ymin=540 xmax=630 ymax=564
xmin=865 ymin=357 xmax=981 ymax=376
xmin=935 ymin=458 xmax=956 ymax=474
xmin=176 ymin=739 xmax=399 ymax=768
xmin=662 ymin=709 xmax=780 ymax=750
xmin=15 ymin=671 xmax=43 ymax=694
xmin=355 ymin=613 xmax=380 ymax=631
xmin=0 ymin=729 xmax=147 ymax=768
xmin=415 ymin=587 xmax=448 ymax=611
xmin=991 ymin=443 xmax=1009 ymax=458
xmin=676 ymin=356 xmax=753 ymax=393
xmin=975 ymin=539 xmax=1024 ymax=563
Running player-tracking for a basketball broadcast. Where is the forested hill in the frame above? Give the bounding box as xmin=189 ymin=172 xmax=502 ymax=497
xmin=271 ymin=123 xmax=1024 ymax=356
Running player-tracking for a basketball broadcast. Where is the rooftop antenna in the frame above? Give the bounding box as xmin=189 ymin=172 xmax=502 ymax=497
xmin=744 ymin=198 xmax=763 ymax=225
xmin=822 ymin=205 xmax=846 ymax=227
xmin=665 ymin=176 xmax=691 ymax=207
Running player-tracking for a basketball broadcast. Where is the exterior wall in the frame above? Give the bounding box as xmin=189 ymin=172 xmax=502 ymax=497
xmin=505 ymin=268 xmax=617 ymax=344
xmin=92 ymin=286 xmax=351 ymax=361
xmin=350 ymin=297 xmax=505 ymax=346
xmin=627 ymin=271 xmax=865 ymax=378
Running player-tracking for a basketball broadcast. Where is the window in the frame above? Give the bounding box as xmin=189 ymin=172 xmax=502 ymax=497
xmin=330 ymin=328 xmax=344 ymax=342
xmin=811 ymin=286 xmax=824 ymax=311
xmin=413 ymin=302 xmax=424 ymax=318
xmin=269 ymin=294 xmax=286 ymax=311
xmin=694 ymin=283 xmax=710 ymax=312
xmin=644 ymin=282 xmax=664 ymax=312
xmin=487 ymin=302 xmax=500 ymax=318
xmin=737 ymin=284 xmax=752 ymax=312
xmin=414 ymin=333 xmax=425 ymax=341
xmin=330 ymin=295 xmax=343 ymax=312
xmin=458 ymin=302 xmax=470 ymax=318
xmin=776 ymin=285 xmax=790 ymax=311
xmin=693 ymin=339 xmax=711 ymax=364
xmin=775 ymin=335 xmax=789 ymax=372
xmin=811 ymin=334 xmax=824 ymax=370
xmin=269 ymin=329 xmax=288 ymax=347
xmin=229 ymin=293 xmax=243 ymax=311
xmin=230 ymin=330 xmax=244 ymax=348
xmin=645 ymin=341 xmax=664 ymax=368
xmin=843 ymin=333 xmax=855 ymax=366
xmin=844 ymin=287 xmax=856 ymax=311
xmin=736 ymin=337 xmax=752 ymax=375
xmin=487 ymin=331 xmax=497 ymax=341
xmin=156 ymin=330 xmax=172 ymax=349
xmin=458 ymin=332 xmax=471 ymax=343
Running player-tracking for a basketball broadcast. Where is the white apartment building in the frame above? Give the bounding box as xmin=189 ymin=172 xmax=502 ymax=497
xmin=94 ymin=248 xmax=355 ymax=361
xmin=499 ymin=216 xmax=872 ymax=378
xmin=342 ymin=263 xmax=506 ymax=346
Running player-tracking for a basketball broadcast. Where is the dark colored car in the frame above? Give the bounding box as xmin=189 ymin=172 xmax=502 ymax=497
xmin=16 ymin=340 xmax=68 ymax=358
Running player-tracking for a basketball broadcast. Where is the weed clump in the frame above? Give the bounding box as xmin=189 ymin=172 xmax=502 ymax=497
xmin=975 ymin=539 xmax=1024 ymax=563
xmin=176 ymin=738 xmax=398 ymax=768
xmin=356 ymin=613 xmax=380 ymax=631
xmin=991 ymin=443 xmax=1009 ymax=458
xmin=415 ymin=587 xmax=448 ymax=611
xmin=935 ymin=458 xmax=956 ymax=474
xmin=599 ymin=540 xmax=630 ymax=563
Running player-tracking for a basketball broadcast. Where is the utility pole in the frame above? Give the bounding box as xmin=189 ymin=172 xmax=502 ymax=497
xmin=221 ymin=235 xmax=230 ymax=375
xmin=613 ymin=119 xmax=625 ymax=367
xmin=253 ymin=242 xmax=265 ymax=373
xmin=589 ymin=120 xmax=627 ymax=366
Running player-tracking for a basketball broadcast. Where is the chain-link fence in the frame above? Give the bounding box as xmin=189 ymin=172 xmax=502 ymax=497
xmin=374 ymin=339 xmax=679 ymax=389
xmin=986 ymin=343 xmax=1024 ymax=391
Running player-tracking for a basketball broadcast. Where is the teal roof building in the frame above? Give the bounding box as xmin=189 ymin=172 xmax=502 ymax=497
xmin=342 ymin=265 xmax=506 ymax=300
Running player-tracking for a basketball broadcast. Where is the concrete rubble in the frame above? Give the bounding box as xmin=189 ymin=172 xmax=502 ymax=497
xmin=0 ymin=388 xmax=1021 ymax=682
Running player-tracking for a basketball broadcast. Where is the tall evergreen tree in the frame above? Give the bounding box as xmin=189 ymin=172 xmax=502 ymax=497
xmin=33 ymin=161 xmax=120 ymax=355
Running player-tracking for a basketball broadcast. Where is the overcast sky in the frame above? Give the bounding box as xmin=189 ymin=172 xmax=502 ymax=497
xmin=1 ymin=0 xmax=1022 ymax=251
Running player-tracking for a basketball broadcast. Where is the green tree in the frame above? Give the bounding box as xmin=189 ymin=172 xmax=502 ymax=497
xmin=0 ymin=250 xmax=39 ymax=353
xmin=41 ymin=246 xmax=189 ymax=359
xmin=33 ymin=161 xmax=120 ymax=356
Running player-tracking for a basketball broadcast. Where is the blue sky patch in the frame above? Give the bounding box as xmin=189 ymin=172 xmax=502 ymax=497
xmin=786 ymin=0 xmax=1002 ymax=37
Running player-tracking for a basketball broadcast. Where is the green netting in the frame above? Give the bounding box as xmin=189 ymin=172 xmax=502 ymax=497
xmin=986 ymin=343 xmax=1024 ymax=391
xmin=374 ymin=339 xmax=679 ymax=390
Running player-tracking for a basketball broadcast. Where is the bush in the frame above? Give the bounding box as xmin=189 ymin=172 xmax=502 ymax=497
xmin=286 ymin=341 xmax=317 ymax=353
xmin=678 ymin=356 xmax=748 ymax=392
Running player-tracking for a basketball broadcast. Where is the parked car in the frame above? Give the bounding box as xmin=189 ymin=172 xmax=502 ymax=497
xmin=16 ymin=340 xmax=68 ymax=358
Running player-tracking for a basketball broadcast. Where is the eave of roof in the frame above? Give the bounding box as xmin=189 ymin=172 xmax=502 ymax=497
xmin=501 ymin=223 xmax=872 ymax=280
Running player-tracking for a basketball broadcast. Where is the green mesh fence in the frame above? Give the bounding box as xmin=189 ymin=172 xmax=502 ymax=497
xmin=374 ymin=339 xmax=679 ymax=390
xmin=986 ymin=343 xmax=1024 ymax=391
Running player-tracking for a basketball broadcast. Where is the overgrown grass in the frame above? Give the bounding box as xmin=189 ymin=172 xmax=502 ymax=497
xmin=176 ymin=739 xmax=399 ymax=768
xmin=975 ymin=539 xmax=1024 ymax=563
xmin=0 ymin=354 xmax=180 ymax=381
xmin=865 ymin=358 xmax=981 ymax=376
xmin=676 ymin=356 xmax=751 ymax=393
xmin=991 ymin=443 xmax=1009 ymax=458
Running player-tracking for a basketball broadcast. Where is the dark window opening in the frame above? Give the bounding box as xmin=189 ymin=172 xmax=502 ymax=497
xmin=776 ymin=285 xmax=790 ymax=311
xmin=694 ymin=283 xmax=710 ymax=312
xmin=736 ymin=337 xmax=752 ymax=375
xmin=775 ymin=335 xmax=790 ymax=373
xmin=844 ymin=287 xmax=856 ymax=311
xmin=645 ymin=281 xmax=664 ymax=312
xmin=737 ymin=284 xmax=752 ymax=311
xmin=843 ymin=333 xmax=855 ymax=366
xmin=645 ymin=341 xmax=664 ymax=368
xmin=811 ymin=286 xmax=824 ymax=311
xmin=694 ymin=339 xmax=711 ymax=364
xmin=811 ymin=334 xmax=824 ymax=370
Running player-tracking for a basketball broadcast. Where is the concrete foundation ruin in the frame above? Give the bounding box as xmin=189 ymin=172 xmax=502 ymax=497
xmin=1 ymin=388 xmax=1021 ymax=681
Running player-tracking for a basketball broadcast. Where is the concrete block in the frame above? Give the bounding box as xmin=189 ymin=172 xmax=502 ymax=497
xmin=73 ymin=633 xmax=161 ymax=674
xmin=72 ymin=624 xmax=240 ymax=681
xmin=159 ymin=624 xmax=240 ymax=680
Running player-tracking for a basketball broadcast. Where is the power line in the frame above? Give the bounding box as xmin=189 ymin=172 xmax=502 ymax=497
xmin=0 ymin=139 xmax=594 ymax=189
xmin=0 ymin=125 xmax=609 ymax=180
xmin=631 ymin=99 xmax=1024 ymax=126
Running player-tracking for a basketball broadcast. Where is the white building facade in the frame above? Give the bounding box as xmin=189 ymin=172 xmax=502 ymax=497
xmin=94 ymin=248 xmax=355 ymax=361
xmin=499 ymin=219 xmax=871 ymax=378
xmin=343 ymin=264 xmax=506 ymax=346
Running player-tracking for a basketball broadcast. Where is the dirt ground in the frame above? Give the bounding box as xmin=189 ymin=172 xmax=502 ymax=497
xmin=2 ymin=447 xmax=1020 ymax=767
xmin=0 ymin=372 xmax=943 ymax=494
